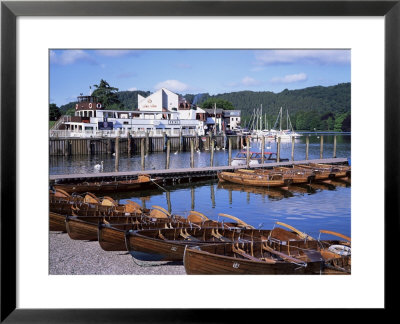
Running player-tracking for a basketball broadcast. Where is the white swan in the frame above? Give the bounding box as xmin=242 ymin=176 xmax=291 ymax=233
xmin=94 ymin=161 xmax=104 ymax=171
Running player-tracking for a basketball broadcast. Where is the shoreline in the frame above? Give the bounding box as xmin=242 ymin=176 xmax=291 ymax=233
xmin=49 ymin=231 xmax=186 ymax=275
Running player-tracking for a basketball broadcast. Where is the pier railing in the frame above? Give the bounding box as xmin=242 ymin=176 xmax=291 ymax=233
xmin=49 ymin=128 xmax=198 ymax=138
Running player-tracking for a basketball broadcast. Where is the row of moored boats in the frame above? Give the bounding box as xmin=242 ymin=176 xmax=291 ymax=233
xmin=50 ymin=188 xmax=351 ymax=275
xmin=218 ymin=163 xmax=351 ymax=188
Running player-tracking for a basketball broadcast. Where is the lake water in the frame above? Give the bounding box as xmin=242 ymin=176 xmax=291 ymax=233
xmin=49 ymin=133 xmax=351 ymax=238
xmin=49 ymin=134 xmax=351 ymax=175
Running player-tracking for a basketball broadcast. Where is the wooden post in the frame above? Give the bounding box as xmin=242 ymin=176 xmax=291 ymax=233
xmin=210 ymin=139 xmax=214 ymax=166
xmin=115 ymin=134 xmax=120 ymax=172
xmin=145 ymin=130 xmax=149 ymax=154
xmin=261 ymin=136 xmax=265 ymax=164
xmin=277 ymin=136 xmax=281 ymax=163
xmin=228 ymin=137 xmax=232 ymax=166
xmin=191 ymin=187 xmax=195 ymax=210
xmin=210 ymin=184 xmax=215 ymax=208
xmin=166 ymin=190 xmax=171 ymax=215
xmin=179 ymin=129 xmax=183 ymax=151
xmin=246 ymin=137 xmax=250 ymax=167
xmin=190 ymin=138 xmax=194 ymax=168
xmin=320 ymin=135 xmax=324 ymax=159
xmin=141 ymin=138 xmax=145 ymax=171
xmin=291 ymin=136 xmax=295 ymax=161
xmin=240 ymin=135 xmax=243 ymax=149
xmin=228 ymin=189 xmax=232 ymax=205
xmin=163 ymin=131 xmax=167 ymax=151
xmin=166 ymin=139 xmax=170 ymax=169
xmin=305 ymin=136 xmax=309 ymax=160
xmin=333 ymin=135 xmax=337 ymax=158
xmin=209 ymin=132 xmax=212 ymax=150
xmin=107 ymin=138 xmax=111 ymax=154
xmin=127 ymin=131 xmax=131 ymax=157
xmin=236 ymin=135 xmax=239 ymax=150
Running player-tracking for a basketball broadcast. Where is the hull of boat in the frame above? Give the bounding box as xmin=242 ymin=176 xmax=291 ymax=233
xmin=219 ymin=172 xmax=285 ymax=187
xmin=65 ymin=217 xmax=99 ymax=241
xmin=184 ymin=247 xmax=308 ymax=275
xmin=125 ymin=227 xmax=304 ymax=262
xmin=98 ymin=225 xmax=128 ymax=251
xmin=49 ymin=212 xmax=66 ymax=232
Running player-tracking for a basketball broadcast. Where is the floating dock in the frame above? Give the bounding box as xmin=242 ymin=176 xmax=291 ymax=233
xmin=49 ymin=158 xmax=349 ymax=184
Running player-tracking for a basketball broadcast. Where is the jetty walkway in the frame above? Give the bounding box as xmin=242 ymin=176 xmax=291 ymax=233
xmin=49 ymin=157 xmax=348 ymax=184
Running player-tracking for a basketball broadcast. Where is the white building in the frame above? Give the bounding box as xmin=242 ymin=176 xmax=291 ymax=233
xmin=54 ymin=88 xmax=207 ymax=137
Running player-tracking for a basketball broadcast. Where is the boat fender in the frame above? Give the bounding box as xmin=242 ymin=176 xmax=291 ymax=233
xmin=328 ymin=245 xmax=351 ymax=256
xmin=89 ymin=103 xmax=93 ymax=108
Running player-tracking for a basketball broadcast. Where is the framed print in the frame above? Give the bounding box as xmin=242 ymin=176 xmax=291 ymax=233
xmin=1 ymin=0 xmax=398 ymax=322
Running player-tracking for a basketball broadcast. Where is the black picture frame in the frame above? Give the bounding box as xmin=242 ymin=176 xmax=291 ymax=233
xmin=1 ymin=0 xmax=398 ymax=322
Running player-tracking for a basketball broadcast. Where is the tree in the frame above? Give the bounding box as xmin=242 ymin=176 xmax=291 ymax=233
xmin=92 ymin=79 xmax=123 ymax=109
xmin=49 ymin=103 xmax=61 ymax=121
xmin=200 ymin=98 xmax=235 ymax=110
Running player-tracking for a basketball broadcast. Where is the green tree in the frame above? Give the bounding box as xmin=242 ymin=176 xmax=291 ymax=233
xmin=200 ymin=98 xmax=235 ymax=110
xmin=92 ymin=79 xmax=123 ymax=109
xmin=49 ymin=103 xmax=61 ymax=121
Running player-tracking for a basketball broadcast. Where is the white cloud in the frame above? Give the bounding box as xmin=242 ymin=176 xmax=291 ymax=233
xmin=154 ymin=80 xmax=189 ymax=92
xmin=270 ymin=73 xmax=308 ymax=84
xmin=241 ymin=76 xmax=261 ymax=86
xmin=50 ymin=50 xmax=96 ymax=65
xmin=226 ymin=76 xmax=261 ymax=88
xmin=255 ymin=50 xmax=350 ymax=65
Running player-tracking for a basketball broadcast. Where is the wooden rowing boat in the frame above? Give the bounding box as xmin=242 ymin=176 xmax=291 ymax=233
xmin=53 ymin=175 xmax=163 ymax=194
xmin=297 ymin=163 xmax=350 ymax=179
xmin=183 ymin=239 xmax=351 ymax=275
xmin=218 ymin=171 xmax=286 ymax=187
xmin=125 ymin=226 xmax=304 ymax=262
xmin=237 ymin=167 xmax=315 ymax=185
xmin=98 ymin=218 xmax=241 ymax=251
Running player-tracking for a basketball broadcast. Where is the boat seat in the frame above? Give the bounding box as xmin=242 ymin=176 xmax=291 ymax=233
xmin=179 ymin=228 xmax=200 ymax=241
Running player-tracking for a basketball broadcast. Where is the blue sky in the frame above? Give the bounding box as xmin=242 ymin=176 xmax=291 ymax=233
xmin=50 ymin=49 xmax=350 ymax=107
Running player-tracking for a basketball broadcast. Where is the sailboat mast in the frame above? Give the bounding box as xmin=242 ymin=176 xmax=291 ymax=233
xmin=280 ymin=107 xmax=282 ymax=131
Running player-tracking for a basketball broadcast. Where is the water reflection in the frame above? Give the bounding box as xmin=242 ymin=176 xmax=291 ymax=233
xmin=49 ymin=134 xmax=351 ymax=175
xmin=105 ymin=177 xmax=350 ymax=238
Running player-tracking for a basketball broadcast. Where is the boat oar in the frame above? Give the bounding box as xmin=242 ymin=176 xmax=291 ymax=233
xmin=262 ymin=242 xmax=307 ymax=267
xmin=187 ymin=210 xmax=209 ymax=222
xmin=275 ymin=221 xmax=314 ymax=240
xmin=151 ymin=205 xmax=171 ymax=217
xmin=319 ymin=230 xmax=351 ymax=243
xmin=218 ymin=213 xmax=255 ymax=229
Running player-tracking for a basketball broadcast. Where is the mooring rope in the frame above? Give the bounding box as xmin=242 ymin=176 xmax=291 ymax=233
xmin=150 ymin=178 xmax=168 ymax=192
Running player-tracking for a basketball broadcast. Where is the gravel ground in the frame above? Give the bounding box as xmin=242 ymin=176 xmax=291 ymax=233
xmin=49 ymin=231 xmax=186 ymax=275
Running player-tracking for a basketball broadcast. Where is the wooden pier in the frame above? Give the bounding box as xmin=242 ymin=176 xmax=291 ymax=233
xmin=49 ymin=134 xmax=236 ymax=156
xmin=49 ymin=157 xmax=349 ymax=184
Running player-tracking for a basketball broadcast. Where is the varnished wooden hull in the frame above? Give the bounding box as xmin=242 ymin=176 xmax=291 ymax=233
xmin=99 ymin=218 xmax=246 ymax=252
xmin=218 ymin=172 xmax=285 ymax=187
xmin=49 ymin=212 xmax=66 ymax=232
xmin=65 ymin=217 xmax=99 ymax=241
xmin=184 ymin=245 xmax=320 ymax=275
xmin=184 ymin=241 xmax=350 ymax=275
xmin=125 ymin=227 xmax=303 ymax=262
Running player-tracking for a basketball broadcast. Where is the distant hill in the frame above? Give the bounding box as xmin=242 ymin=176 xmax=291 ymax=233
xmin=59 ymin=83 xmax=351 ymax=131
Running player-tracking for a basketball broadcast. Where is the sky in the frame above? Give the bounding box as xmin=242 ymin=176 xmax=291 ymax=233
xmin=50 ymin=49 xmax=350 ymax=107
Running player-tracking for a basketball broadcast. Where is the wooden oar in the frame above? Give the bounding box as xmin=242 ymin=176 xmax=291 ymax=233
xmin=218 ymin=213 xmax=255 ymax=229
xmin=320 ymin=230 xmax=351 ymax=242
xmin=275 ymin=221 xmax=314 ymax=240
xmin=262 ymin=243 xmax=307 ymax=266
xmin=187 ymin=210 xmax=209 ymax=222
xmin=151 ymin=205 xmax=171 ymax=217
